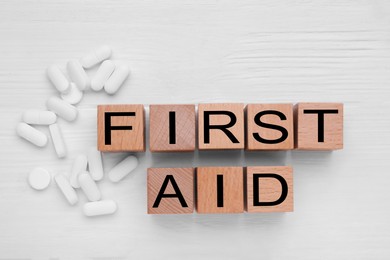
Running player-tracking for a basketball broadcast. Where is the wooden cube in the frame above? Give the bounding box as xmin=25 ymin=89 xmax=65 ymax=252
xmin=246 ymin=104 xmax=294 ymax=150
xmin=197 ymin=167 xmax=244 ymax=213
xmin=147 ymin=168 xmax=194 ymax=214
xmin=295 ymin=103 xmax=343 ymax=150
xmin=198 ymin=103 xmax=244 ymax=150
xmin=149 ymin=104 xmax=196 ymax=152
xmin=246 ymin=166 xmax=293 ymax=213
xmin=98 ymin=105 xmax=145 ymax=152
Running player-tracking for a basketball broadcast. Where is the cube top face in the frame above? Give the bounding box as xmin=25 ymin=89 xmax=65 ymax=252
xmin=246 ymin=103 xmax=294 ymax=150
xmin=147 ymin=168 xmax=194 ymax=214
xmin=295 ymin=103 xmax=343 ymax=150
xmin=98 ymin=105 xmax=145 ymax=152
xmin=197 ymin=167 xmax=244 ymax=214
xmin=149 ymin=104 xmax=196 ymax=152
xmin=246 ymin=166 xmax=293 ymax=213
xmin=198 ymin=103 xmax=245 ymax=150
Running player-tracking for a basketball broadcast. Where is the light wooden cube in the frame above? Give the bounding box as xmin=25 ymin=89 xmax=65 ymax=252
xmin=149 ymin=104 xmax=196 ymax=152
xmin=246 ymin=104 xmax=294 ymax=150
xmin=98 ymin=104 xmax=145 ymax=152
xmin=197 ymin=167 xmax=244 ymax=213
xmin=295 ymin=103 xmax=343 ymax=150
xmin=246 ymin=166 xmax=293 ymax=213
xmin=198 ymin=103 xmax=245 ymax=150
xmin=147 ymin=168 xmax=194 ymax=214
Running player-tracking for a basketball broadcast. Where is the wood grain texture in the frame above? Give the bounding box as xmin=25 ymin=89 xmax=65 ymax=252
xmin=246 ymin=103 xmax=294 ymax=150
xmin=197 ymin=167 xmax=244 ymax=214
xmin=1 ymin=0 xmax=390 ymax=259
xmin=246 ymin=166 xmax=293 ymax=213
xmin=294 ymin=103 xmax=343 ymax=150
xmin=149 ymin=104 xmax=196 ymax=152
xmin=98 ymin=104 xmax=145 ymax=152
xmin=198 ymin=103 xmax=245 ymax=150
xmin=147 ymin=167 xmax=194 ymax=214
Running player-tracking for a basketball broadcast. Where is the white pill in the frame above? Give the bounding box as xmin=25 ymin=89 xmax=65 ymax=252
xmin=67 ymin=59 xmax=90 ymax=91
xmin=108 ymin=155 xmax=138 ymax=183
xmin=22 ymin=110 xmax=57 ymax=125
xmin=83 ymin=200 xmax=117 ymax=217
xmin=104 ymin=65 xmax=129 ymax=95
xmin=54 ymin=173 xmax=78 ymax=205
xmin=60 ymin=83 xmax=83 ymax=105
xmin=46 ymin=65 xmax=70 ymax=93
xmin=91 ymin=60 xmax=115 ymax=91
xmin=16 ymin=122 xmax=47 ymax=147
xmin=28 ymin=167 xmax=51 ymax=190
xmin=87 ymin=147 xmax=104 ymax=181
xmin=78 ymin=172 xmax=101 ymax=201
xmin=81 ymin=45 xmax=112 ymax=69
xmin=70 ymin=154 xmax=88 ymax=188
xmin=49 ymin=123 xmax=66 ymax=158
xmin=46 ymin=96 xmax=78 ymax=122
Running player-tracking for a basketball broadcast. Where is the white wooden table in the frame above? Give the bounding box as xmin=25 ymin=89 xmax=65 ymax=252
xmin=0 ymin=0 xmax=389 ymax=259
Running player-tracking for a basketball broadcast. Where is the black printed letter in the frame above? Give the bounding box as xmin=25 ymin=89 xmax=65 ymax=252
xmin=252 ymin=110 xmax=288 ymax=144
xmin=104 ymin=112 xmax=135 ymax=145
xmin=153 ymin=175 xmax=188 ymax=208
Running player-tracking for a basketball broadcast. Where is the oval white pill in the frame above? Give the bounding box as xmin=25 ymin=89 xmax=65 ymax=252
xmin=78 ymin=172 xmax=101 ymax=201
xmin=60 ymin=83 xmax=83 ymax=105
xmin=104 ymin=65 xmax=129 ymax=95
xmin=49 ymin=123 xmax=66 ymax=158
xmin=81 ymin=45 xmax=112 ymax=69
xmin=91 ymin=60 xmax=115 ymax=91
xmin=83 ymin=200 xmax=117 ymax=217
xmin=47 ymin=65 xmax=70 ymax=93
xmin=108 ymin=155 xmax=138 ymax=183
xmin=54 ymin=173 xmax=78 ymax=205
xmin=28 ymin=167 xmax=51 ymax=190
xmin=46 ymin=96 xmax=78 ymax=122
xmin=70 ymin=154 xmax=88 ymax=188
xmin=16 ymin=122 xmax=48 ymax=147
xmin=22 ymin=110 xmax=57 ymax=125
xmin=67 ymin=60 xmax=90 ymax=91
xmin=87 ymin=147 xmax=104 ymax=181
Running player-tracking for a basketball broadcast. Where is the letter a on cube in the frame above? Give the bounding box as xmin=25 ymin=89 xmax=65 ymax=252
xmin=148 ymin=168 xmax=194 ymax=214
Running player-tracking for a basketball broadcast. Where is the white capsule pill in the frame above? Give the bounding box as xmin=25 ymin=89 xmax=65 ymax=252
xmin=46 ymin=65 xmax=70 ymax=93
xmin=87 ymin=147 xmax=104 ymax=181
xmin=70 ymin=154 xmax=88 ymax=188
xmin=28 ymin=167 xmax=51 ymax=190
xmin=60 ymin=83 xmax=83 ymax=105
xmin=104 ymin=65 xmax=129 ymax=95
xmin=16 ymin=122 xmax=48 ymax=147
xmin=54 ymin=173 xmax=78 ymax=205
xmin=67 ymin=60 xmax=90 ymax=91
xmin=49 ymin=123 xmax=66 ymax=158
xmin=81 ymin=45 xmax=112 ymax=69
xmin=78 ymin=172 xmax=101 ymax=201
xmin=46 ymin=96 xmax=78 ymax=122
xmin=83 ymin=200 xmax=117 ymax=217
xmin=22 ymin=110 xmax=57 ymax=125
xmin=108 ymin=155 xmax=138 ymax=183
xmin=91 ymin=60 xmax=115 ymax=91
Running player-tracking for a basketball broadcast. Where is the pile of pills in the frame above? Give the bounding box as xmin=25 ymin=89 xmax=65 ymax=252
xmin=16 ymin=46 xmax=138 ymax=217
